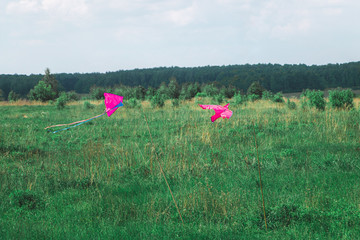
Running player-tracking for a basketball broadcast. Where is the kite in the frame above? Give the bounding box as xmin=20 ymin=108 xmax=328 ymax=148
xmin=198 ymin=103 xmax=233 ymax=122
xmin=45 ymin=93 xmax=124 ymax=133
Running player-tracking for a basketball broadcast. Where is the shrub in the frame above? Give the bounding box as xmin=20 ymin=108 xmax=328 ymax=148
xmin=151 ymin=94 xmax=165 ymax=108
xmin=233 ymin=93 xmax=246 ymax=105
xmin=195 ymin=92 xmax=207 ymax=98
xmin=273 ymin=92 xmax=284 ymax=103
xmin=8 ymin=90 xmax=20 ymax=102
xmin=247 ymin=81 xmax=265 ymax=98
xmin=66 ymin=91 xmax=79 ymax=101
xmin=55 ymin=92 xmax=69 ymax=110
xmin=212 ymin=94 xmax=224 ymax=104
xmin=286 ymin=99 xmax=296 ymax=110
xmin=126 ymin=98 xmax=140 ymax=108
xmin=329 ymin=89 xmax=354 ymax=109
xmin=90 ymin=86 xmax=106 ymax=100
xmin=172 ymin=98 xmax=180 ymax=107
xmin=262 ymin=90 xmax=273 ymax=100
xmin=248 ymin=94 xmax=261 ymax=102
xmin=83 ymin=101 xmax=95 ymax=109
xmin=28 ymin=80 xmax=56 ymax=102
xmin=301 ymin=89 xmax=325 ymax=110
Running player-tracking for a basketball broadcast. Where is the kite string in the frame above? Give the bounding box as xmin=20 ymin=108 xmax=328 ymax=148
xmin=44 ymin=111 xmax=107 ymax=129
xmin=49 ymin=112 xmax=107 ymax=134
xmin=45 ymin=104 xmax=121 ymax=133
xmin=143 ymin=112 xmax=184 ymax=225
xmin=253 ymin=121 xmax=268 ymax=231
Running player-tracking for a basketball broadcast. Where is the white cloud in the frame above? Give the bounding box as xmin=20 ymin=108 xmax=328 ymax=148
xmin=6 ymin=0 xmax=89 ymax=18
xmin=165 ymin=4 xmax=197 ymax=26
xmin=6 ymin=0 xmax=40 ymax=14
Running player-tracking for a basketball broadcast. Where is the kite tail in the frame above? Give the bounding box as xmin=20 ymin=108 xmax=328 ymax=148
xmin=44 ymin=112 xmax=107 ymax=130
xmin=46 ymin=112 xmax=107 ymax=133
xmin=45 ymin=104 xmax=122 ymax=134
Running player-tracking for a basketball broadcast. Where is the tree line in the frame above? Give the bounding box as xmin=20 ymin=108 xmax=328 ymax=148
xmin=1 ymin=62 xmax=360 ymax=100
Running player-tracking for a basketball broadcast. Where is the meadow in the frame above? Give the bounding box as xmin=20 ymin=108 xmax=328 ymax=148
xmin=0 ymin=98 xmax=360 ymax=239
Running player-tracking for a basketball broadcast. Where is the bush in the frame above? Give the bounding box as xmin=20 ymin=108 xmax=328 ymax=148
xmin=126 ymin=98 xmax=140 ymax=108
xmin=83 ymin=101 xmax=95 ymax=109
xmin=301 ymin=90 xmax=325 ymax=110
xmin=247 ymin=81 xmax=265 ymax=98
xmin=66 ymin=91 xmax=79 ymax=101
xmin=90 ymin=86 xmax=107 ymax=100
xmin=151 ymin=94 xmax=165 ymax=108
xmin=195 ymin=92 xmax=207 ymax=98
xmin=232 ymin=93 xmax=246 ymax=105
xmin=287 ymin=99 xmax=296 ymax=110
xmin=248 ymin=94 xmax=261 ymax=102
xmin=273 ymin=92 xmax=284 ymax=103
xmin=8 ymin=90 xmax=20 ymax=102
xmin=172 ymin=99 xmax=180 ymax=107
xmin=212 ymin=94 xmax=224 ymax=104
xmin=262 ymin=90 xmax=273 ymax=100
xmin=329 ymin=89 xmax=354 ymax=109
xmin=55 ymin=92 xmax=69 ymax=110
xmin=28 ymin=80 xmax=56 ymax=102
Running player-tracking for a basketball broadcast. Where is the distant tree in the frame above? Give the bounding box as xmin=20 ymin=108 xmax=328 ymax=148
xmin=151 ymin=93 xmax=165 ymax=108
xmin=247 ymin=81 xmax=265 ymax=98
xmin=157 ymin=82 xmax=169 ymax=98
xmin=0 ymin=89 xmax=4 ymax=101
xmin=202 ymin=84 xmax=219 ymax=97
xmin=28 ymin=69 xmax=58 ymax=102
xmin=28 ymin=80 xmax=56 ymax=102
xmin=8 ymin=90 xmax=20 ymax=102
xmin=90 ymin=86 xmax=106 ymax=100
xmin=168 ymin=77 xmax=180 ymax=99
xmin=146 ymin=87 xmax=156 ymax=100
xmin=42 ymin=68 xmax=59 ymax=97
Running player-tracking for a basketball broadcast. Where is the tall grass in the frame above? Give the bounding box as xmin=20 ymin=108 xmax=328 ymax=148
xmin=0 ymin=98 xmax=359 ymax=239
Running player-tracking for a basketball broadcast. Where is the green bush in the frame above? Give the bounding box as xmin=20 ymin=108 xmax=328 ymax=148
xmin=8 ymin=90 xmax=20 ymax=102
xmin=248 ymin=94 xmax=261 ymax=102
xmin=28 ymin=80 xmax=56 ymax=102
xmin=66 ymin=91 xmax=79 ymax=101
xmin=195 ymin=92 xmax=207 ymax=98
xmin=90 ymin=86 xmax=107 ymax=100
xmin=329 ymin=89 xmax=354 ymax=109
xmin=286 ymin=99 xmax=297 ymax=110
xmin=83 ymin=101 xmax=95 ymax=109
xmin=232 ymin=93 xmax=246 ymax=105
xmin=301 ymin=90 xmax=325 ymax=110
xmin=171 ymin=98 xmax=180 ymax=107
xmin=126 ymin=98 xmax=140 ymax=108
xmin=151 ymin=94 xmax=165 ymax=108
xmin=55 ymin=92 xmax=69 ymax=110
xmin=273 ymin=92 xmax=284 ymax=103
xmin=212 ymin=94 xmax=224 ymax=104
xmin=262 ymin=90 xmax=273 ymax=100
xmin=247 ymin=81 xmax=265 ymax=98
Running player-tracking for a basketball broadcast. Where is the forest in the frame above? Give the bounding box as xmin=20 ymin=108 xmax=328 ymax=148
xmin=1 ymin=61 xmax=360 ymax=100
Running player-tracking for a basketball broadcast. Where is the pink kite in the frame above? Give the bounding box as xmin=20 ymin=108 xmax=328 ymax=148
xmin=198 ymin=103 xmax=233 ymax=122
xmin=45 ymin=93 xmax=124 ymax=133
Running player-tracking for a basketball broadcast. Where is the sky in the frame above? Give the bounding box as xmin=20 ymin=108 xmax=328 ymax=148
xmin=1 ymin=0 xmax=360 ymax=74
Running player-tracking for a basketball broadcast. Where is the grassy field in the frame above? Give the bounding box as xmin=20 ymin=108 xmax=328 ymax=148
xmin=1 ymin=98 xmax=360 ymax=239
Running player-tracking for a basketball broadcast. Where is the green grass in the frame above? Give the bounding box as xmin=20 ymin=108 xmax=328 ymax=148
xmin=1 ymin=99 xmax=360 ymax=239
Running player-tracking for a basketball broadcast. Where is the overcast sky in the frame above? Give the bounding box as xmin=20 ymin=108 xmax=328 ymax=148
xmin=1 ymin=0 xmax=360 ymax=74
